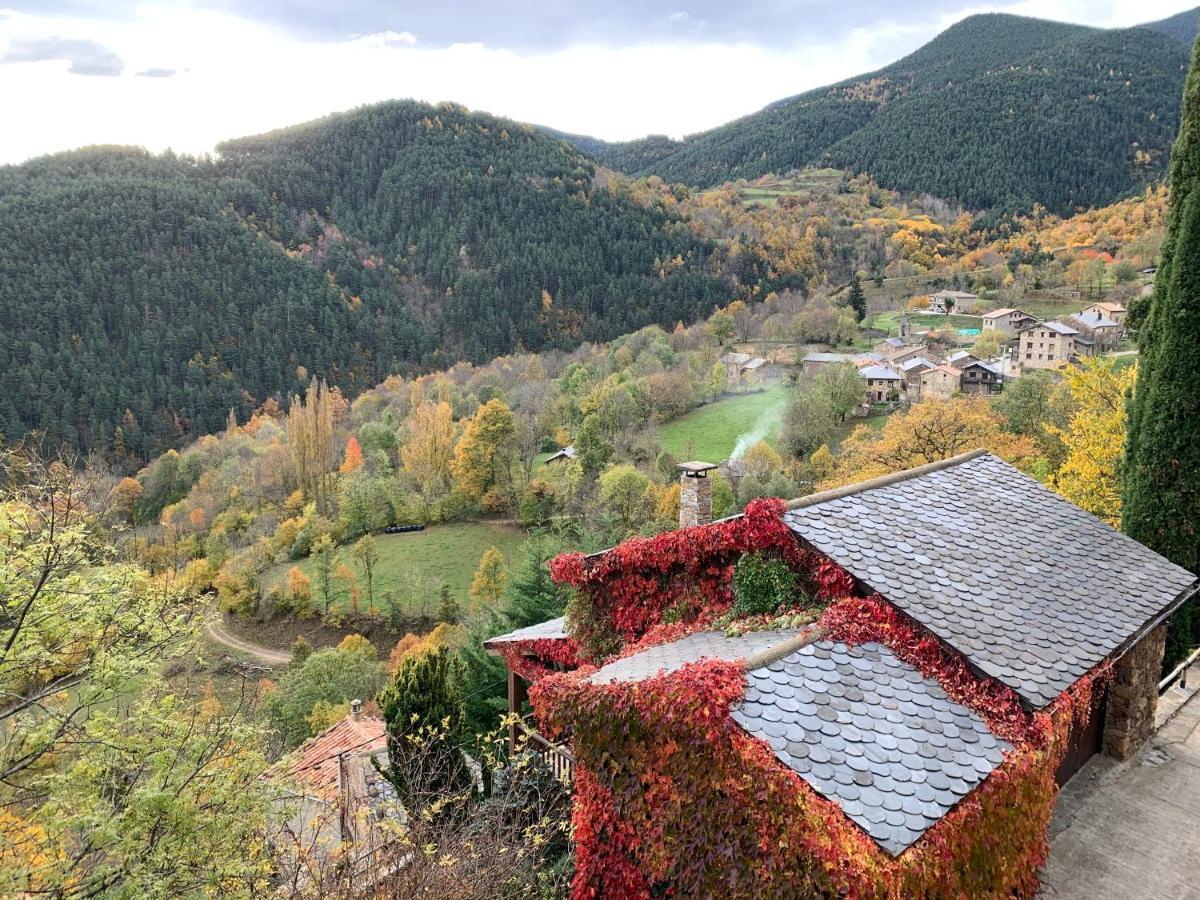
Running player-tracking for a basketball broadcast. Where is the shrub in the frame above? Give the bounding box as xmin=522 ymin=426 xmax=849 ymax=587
xmin=731 ymin=552 xmax=800 ymax=617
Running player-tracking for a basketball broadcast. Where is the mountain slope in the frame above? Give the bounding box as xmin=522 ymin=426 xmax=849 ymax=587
xmin=597 ymin=14 xmax=1188 ymax=213
xmin=0 ymin=102 xmax=724 ymax=458
xmin=1141 ymin=6 xmax=1200 ymax=47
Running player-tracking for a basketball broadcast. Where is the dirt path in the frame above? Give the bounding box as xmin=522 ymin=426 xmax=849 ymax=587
xmin=204 ymin=618 xmax=292 ymax=667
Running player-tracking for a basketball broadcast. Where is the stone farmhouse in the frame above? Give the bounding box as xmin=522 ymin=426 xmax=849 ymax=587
xmin=485 ymin=451 xmax=1197 ymax=897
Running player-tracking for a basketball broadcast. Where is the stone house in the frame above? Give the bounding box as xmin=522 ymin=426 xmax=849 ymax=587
xmin=860 ymin=365 xmax=903 ymax=403
xmin=801 ymin=351 xmax=866 ymax=376
xmin=1066 ymin=310 xmax=1122 ymax=353
xmin=959 ymin=360 xmax=1003 ymax=395
xmin=721 ymin=351 xmax=772 ymax=385
xmin=486 ymin=451 xmax=1198 ymax=896
xmin=981 ymin=307 xmax=1037 ymax=337
xmin=928 ymin=289 xmax=978 ymax=313
xmin=1081 ymin=301 xmax=1127 ymax=327
xmin=1017 ymin=321 xmax=1081 ymax=371
xmin=872 ymin=336 xmax=910 ymax=357
xmin=919 ymin=364 xmax=962 ymax=401
xmin=898 ymin=355 xmax=937 ymax=393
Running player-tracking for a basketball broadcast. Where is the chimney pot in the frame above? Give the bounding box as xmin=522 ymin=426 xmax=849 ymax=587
xmin=350 ymin=698 xmax=362 ymax=718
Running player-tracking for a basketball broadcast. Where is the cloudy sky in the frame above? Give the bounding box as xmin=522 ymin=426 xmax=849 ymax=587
xmin=0 ymin=0 xmax=1194 ymax=165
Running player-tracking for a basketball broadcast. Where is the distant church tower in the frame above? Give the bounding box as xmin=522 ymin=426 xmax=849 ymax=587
xmin=898 ymin=312 xmax=912 ymax=341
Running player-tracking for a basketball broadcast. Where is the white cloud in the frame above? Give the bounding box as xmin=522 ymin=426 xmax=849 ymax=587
xmin=350 ymin=30 xmax=418 ymax=48
xmin=0 ymin=1 xmax=1194 ymax=165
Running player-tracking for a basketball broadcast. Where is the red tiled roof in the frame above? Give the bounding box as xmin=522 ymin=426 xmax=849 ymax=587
xmin=273 ymin=715 xmax=387 ymax=800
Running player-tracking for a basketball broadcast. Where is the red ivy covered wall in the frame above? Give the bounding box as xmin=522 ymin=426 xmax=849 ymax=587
xmin=536 ymin=502 xmax=1111 ymax=899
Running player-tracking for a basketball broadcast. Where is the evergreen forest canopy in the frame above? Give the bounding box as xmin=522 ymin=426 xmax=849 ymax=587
xmin=587 ymin=13 xmax=1193 ymax=214
xmin=0 ymin=102 xmax=724 ymax=460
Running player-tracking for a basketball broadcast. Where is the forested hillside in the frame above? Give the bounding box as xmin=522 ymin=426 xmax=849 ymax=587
xmin=0 ymin=102 xmax=723 ymax=459
xmin=592 ymin=14 xmax=1189 ymax=213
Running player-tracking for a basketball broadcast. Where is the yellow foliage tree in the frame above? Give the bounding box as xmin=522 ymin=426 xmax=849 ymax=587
xmin=469 ymin=546 xmax=508 ymax=609
xmin=1047 ymin=358 xmax=1135 ymax=527
xmin=828 ymin=397 xmax=1039 ymax=487
xmin=286 ymin=566 xmax=311 ymax=606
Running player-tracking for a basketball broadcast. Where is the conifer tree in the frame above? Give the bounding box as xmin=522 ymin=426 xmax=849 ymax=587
xmin=1124 ymin=36 xmax=1200 ymax=664
xmin=847 ymin=275 xmax=867 ymax=322
xmin=379 ymin=646 xmax=470 ymax=809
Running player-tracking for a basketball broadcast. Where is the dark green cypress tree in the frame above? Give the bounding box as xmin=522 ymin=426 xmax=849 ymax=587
xmin=504 ymin=537 xmax=567 ymax=629
xmin=1123 ymin=35 xmax=1200 ymax=666
xmin=848 ymin=275 xmax=867 ymax=322
xmin=379 ymin=645 xmax=471 ymax=809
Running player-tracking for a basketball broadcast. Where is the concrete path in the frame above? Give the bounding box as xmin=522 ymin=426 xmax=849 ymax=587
xmin=204 ymin=617 xmax=292 ymax=667
xmin=1040 ymin=688 xmax=1200 ymax=899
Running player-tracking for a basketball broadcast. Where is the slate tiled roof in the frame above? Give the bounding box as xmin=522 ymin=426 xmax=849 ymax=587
xmin=732 ymin=640 xmax=1009 ymax=855
xmin=860 ymin=365 xmax=902 ymax=380
xmin=588 ymin=628 xmax=805 ymax=684
xmin=483 ymin=616 xmax=567 ymax=648
xmin=784 ymin=453 xmax=1198 ymax=709
xmin=1041 ymin=320 xmax=1080 ymax=335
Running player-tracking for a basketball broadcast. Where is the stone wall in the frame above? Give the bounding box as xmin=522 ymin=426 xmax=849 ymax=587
xmin=1103 ymin=623 xmax=1167 ymax=760
xmin=679 ymin=474 xmax=713 ymax=528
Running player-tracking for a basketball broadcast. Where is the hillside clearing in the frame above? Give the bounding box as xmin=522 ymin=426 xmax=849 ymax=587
xmin=263 ymin=521 xmax=529 ymax=617
xmin=659 ymin=389 xmax=789 ymax=462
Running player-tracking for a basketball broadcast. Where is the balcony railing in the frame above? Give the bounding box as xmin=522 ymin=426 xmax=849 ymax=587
xmin=1159 ymin=645 xmax=1200 ymax=695
xmin=518 ymin=723 xmax=575 ymax=784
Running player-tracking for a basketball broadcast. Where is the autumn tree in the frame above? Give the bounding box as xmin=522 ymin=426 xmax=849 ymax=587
xmin=1124 ymin=37 xmax=1200 ymax=665
xmin=287 ymin=377 xmax=337 ymax=516
xmin=0 ymin=455 xmax=275 ymax=895
xmin=815 ymin=362 xmax=868 ymax=422
xmin=352 ymin=534 xmax=380 ymax=611
xmin=1047 ymin=359 xmax=1134 ymax=527
xmin=339 ymin=434 xmax=364 ymax=474
xmin=312 ymin=533 xmax=337 ymax=613
xmin=401 ymin=401 xmax=457 ymax=503
xmin=451 ymin=399 xmax=516 ymax=507
xmin=828 ymin=397 xmax=1039 ymax=486
xmin=598 ymin=463 xmax=654 ymax=535
xmin=469 ymin=546 xmax=508 ymax=610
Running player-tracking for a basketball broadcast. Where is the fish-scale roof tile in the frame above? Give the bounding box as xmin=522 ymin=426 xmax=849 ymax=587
xmin=732 ymin=640 xmax=1010 ymax=856
xmin=785 ymin=453 xmax=1197 ymax=708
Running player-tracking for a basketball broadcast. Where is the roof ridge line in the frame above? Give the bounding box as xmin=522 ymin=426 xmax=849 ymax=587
xmin=742 ymin=625 xmax=829 ymax=672
xmin=784 ymin=448 xmax=992 ymax=512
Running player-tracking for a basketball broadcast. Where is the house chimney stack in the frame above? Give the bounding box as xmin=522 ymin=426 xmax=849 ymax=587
xmin=350 ymin=698 xmax=362 ymax=719
xmin=677 ymin=461 xmax=719 ymax=528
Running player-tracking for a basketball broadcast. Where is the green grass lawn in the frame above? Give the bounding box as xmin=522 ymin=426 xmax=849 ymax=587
xmin=263 ymin=521 xmax=530 ymax=617
xmin=659 ymin=389 xmax=789 ymax=461
xmin=1013 ymin=297 xmax=1087 ymax=321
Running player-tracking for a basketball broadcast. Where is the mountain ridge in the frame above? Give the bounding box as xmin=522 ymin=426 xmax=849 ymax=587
xmin=566 ymin=11 xmax=1194 ymax=213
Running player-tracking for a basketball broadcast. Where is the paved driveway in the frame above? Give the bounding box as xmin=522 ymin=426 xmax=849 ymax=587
xmin=1040 ymin=687 xmax=1200 ymax=899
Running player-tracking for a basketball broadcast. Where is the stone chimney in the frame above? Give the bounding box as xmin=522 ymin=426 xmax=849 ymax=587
xmin=677 ymin=461 xmax=719 ymax=528
xmin=350 ymin=698 xmax=363 ymax=719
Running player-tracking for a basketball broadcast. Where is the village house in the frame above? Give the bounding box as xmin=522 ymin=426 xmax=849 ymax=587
xmin=872 ymin=335 xmax=910 ymax=357
xmin=860 ymin=364 xmax=903 ymax=403
xmin=945 ymin=350 xmax=978 ymax=368
xmin=267 ymin=705 xmax=402 ymax=883
xmin=1066 ymin=310 xmax=1123 ymax=353
xmin=980 ymin=307 xmax=1037 ymax=337
xmin=1017 ymin=320 xmax=1080 ymax=371
xmin=897 ymin=355 xmax=937 ymax=393
xmin=486 ymin=451 xmax=1197 ymax=897
xmin=918 ymin=364 xmax=962 ymax=401
xmin=959 ymin=359 xmax=1003 ymax=395
xmin=928 ymin=289 xmax=978 ymax=314
xmin=720 ymin=351 xmax=775 ymax=385
xmin=1081 ymin=301 xmax=1127 ymax=326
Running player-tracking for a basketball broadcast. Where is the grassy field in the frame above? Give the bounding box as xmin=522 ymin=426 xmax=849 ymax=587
xmin=1011 ymin=296 xmax=1088 ymax=321
xmin=263 ymin=521 xmax=529 ymax=616
xmin=738 ymin=169 xmax=845 ymax=207
xmin=659 ymin=388 xmax=789 ymax=461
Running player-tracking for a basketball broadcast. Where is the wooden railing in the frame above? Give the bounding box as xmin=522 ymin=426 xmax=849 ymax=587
xmin=1159 ymin=645 xmax=1200 ymax=695
xmin=518 ymin=724 xmax=575 ymax=784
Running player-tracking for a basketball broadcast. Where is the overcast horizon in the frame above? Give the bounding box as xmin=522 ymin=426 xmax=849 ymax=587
xmin=1 ymin=0 xmax=1195 ymax=166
